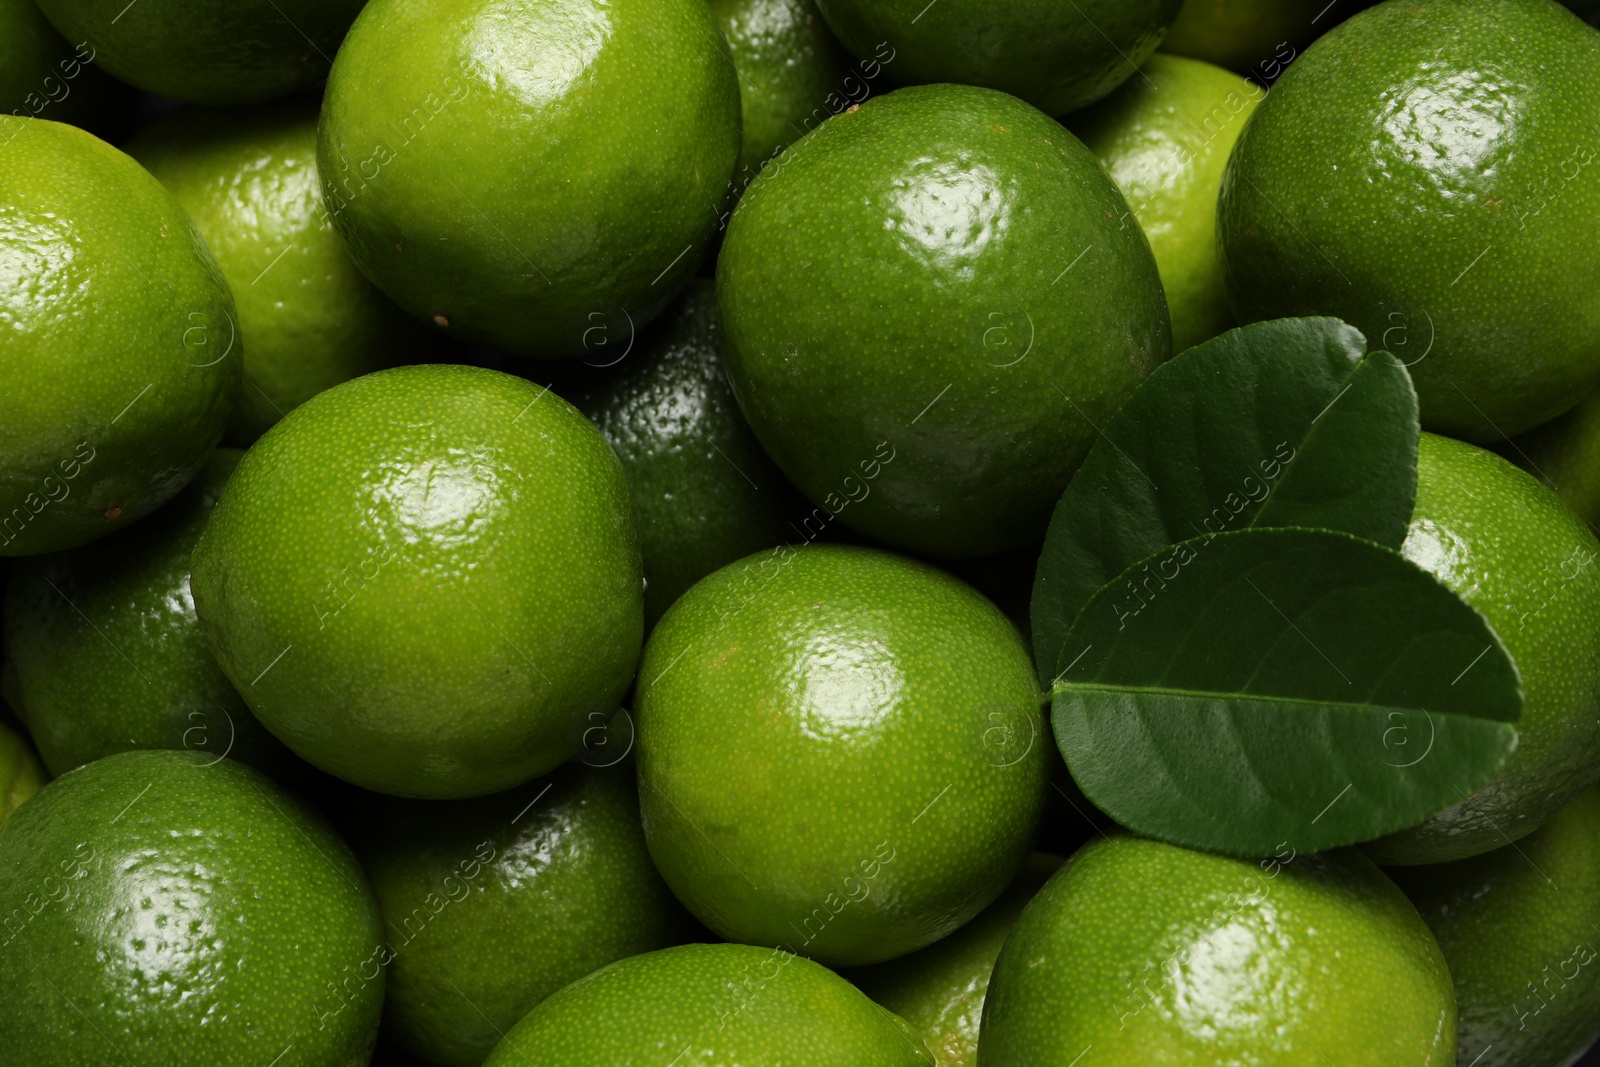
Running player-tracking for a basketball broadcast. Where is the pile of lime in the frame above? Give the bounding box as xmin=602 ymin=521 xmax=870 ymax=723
xmin=6 ymin=0 xmax=1600 ymax=1063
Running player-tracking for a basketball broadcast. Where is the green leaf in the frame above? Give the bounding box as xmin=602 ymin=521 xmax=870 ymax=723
xmin=1031 ymin=318 xmax=1419 ymax=681
xmin=1053 ymin=527 xmax=1521 ymax=856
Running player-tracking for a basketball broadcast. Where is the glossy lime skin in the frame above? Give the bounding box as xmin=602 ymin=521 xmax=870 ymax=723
xmin=191 ymin=364 xmax=643 ymax=799
xmin=847 ymin=853 xmax=1061 ymax=1066
xmin=0 ymin=750 xmax=383 ymax=1065
xmin=1390 ymin=784 xmax=1600 ymax=1067
xmin=318 ymin=0 xmax=740 ymax=357
xmin=0 ymin=0 xmax=126 ymax=134
xmin=0 ymin=118 xmax=238 ymax=556
xmin=1511 ymin=384 xmax=1600 ymax=528
xmin=719 ymin=85 xmax=1170 ymax=558
xmin=33 ymin=0 xmax=363 ymax=103
xmin=0 ymin=719 xmax=46 ymax=829
xmin=711 ymin=0 xmax=855 ymax=183
xmin=1219 ymin=0 xmax=1600 ymax=440
xmin=1368 ymin=434 xmax=1600 ymax=864
xmin=637 ymin=544 xmax=1050 ymax=967
xmin=484 ymin=942 xmax=934 ymax=1065
xmin=1070 ymin=54 xmax=1261 ymax=354
xmin=814 ymin=0 xmax=1182 ymax=116
xmin=1161 ymin=0 xmax=1361 ymax=79
xmin=560 ymin=281 xmax=799 ymax=627
xmin=355 ymin=760 xmax=695 ymax=1067
xmin=981 ymin=835 xmax=1456 ymax=1064
xmin=129 ymin=101 xmax=428 ymax=446
xmin=4 ymin=450 xmax=291 ymax=778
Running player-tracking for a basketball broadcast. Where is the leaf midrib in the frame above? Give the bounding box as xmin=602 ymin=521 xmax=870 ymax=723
xmin=1053 ymin=680 xmax=1503 ymax=722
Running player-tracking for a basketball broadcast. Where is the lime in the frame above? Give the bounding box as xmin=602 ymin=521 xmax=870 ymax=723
xmin=4 ymin=449 xmax=291 ymax=777
xmin=1368 ymin=434 xmax=1600 ymax=864
xmin=0 ymin=719 xmax=45 ymax=829
xmin=1219 ymin=0 xmax=1600 ymax=439
xmin=483 ymin=942 xmax=934 ymax=1065
xmin=1390 ymin=784 xmax=1600 ymax=1067
xmin=981 ymin=835 xmax=1456 ymax=1064
xmin=354 ymin=760 xmax=694 ymax=1067
xmin=190 ymin=364 xmax=643 ymax=798
xmin=0 ymin=0 xmax=128 ymax=136
xmin=718 ymin=83 xmax=1169 ymax=558
xmin=710 ymin=0 xmax=855 ymax=181
xmin=0 ymin=749 xmax=383 ymax=1064
xmin=1162 ymin=0 xmax=1362 ymax=79
xmin=1510 ymin=384 xmax=1600 ymax=529
xmin=847 ymin=853 xmax=1062 ymax=1066
xmin=128 ymin=99 xmax=429 ymax=445
xmin=0 ymin=117 xmax=238 ymax=556
xmin=33 ymin=0 xmax=363 ymax=103
xmin=1069 ymin=53 xmax=1261 ymax=353
xmin=813 ymin=0 xmax=1182 ymax=115
xmin=636 ymin=544 xmax=1050 ymax=966
xmin=558 ymin=280 xmax=800 ymax=627
xmin=318 ymin=0 xmax=740 ymax=356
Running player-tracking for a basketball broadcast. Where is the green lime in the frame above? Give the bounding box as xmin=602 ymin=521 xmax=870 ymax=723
xmin=710 ymin=0 xmax=856 ymax=181
xmin=1367 ymin=433 xmax=1600 ymax=864
xmin=4 ymin=449 xmax=292 ymax=777
xmin=353 ymin=759 xmax=694 ymax=1067
xmin=1509 ymin=384 xmax=1600 ymax=529
xmin=0 ymin=118 xmax=238 ymax=556
xmin=847 ymin=853 xmax=1062 ymax=1066
xmin=558 ymin=280 xmax=800 ymax=627
xmin=718 ymin=84 xmax=1169 ymax=558
xmin=981 ymin=835 xmax=1456 ymax=1064
xmin=33 ymin=0 xmax=363 ymax=103
xmin=318 ymin=0 xmax=740 ymax=356
xmin=1219 ymin=0 xmax=1600 ymax=439
xmin=0 ymin=719 xmax=46 ymax=829
xmin=0 ymin=0 xmax=128 ymax=135
xmin=813 ymin=0 xmax=1182 ymax=115
xmin=1389 ymin=784 xmax=1600 ymax=1067
xmin=483 ymin=942 xmax=934 ymax=1065
xmin=1069 ymin=54 xmax=1261 ymax=353
xmin=0 ymin=749 xmax=383 ymax=1064
xmin=1161 ymin=0 xmax=1360 ymax=79
xmin=128 ymin=99 xmax=430 ymax=446
xmin=637 ymin=544 xmax=1049 ymax=966
xmin=191 ymin=364 xmax=642 ymax=799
